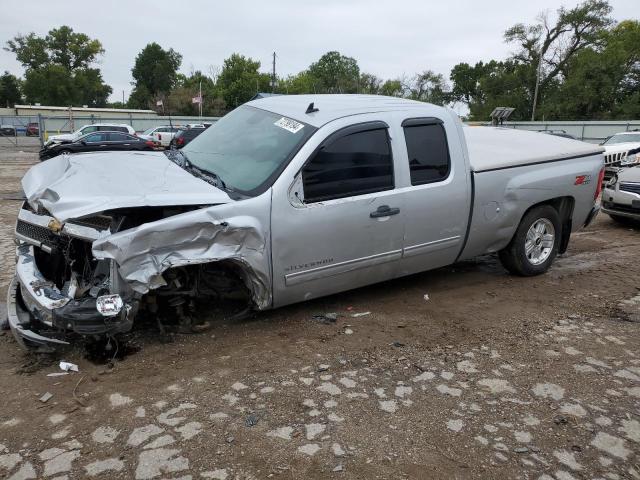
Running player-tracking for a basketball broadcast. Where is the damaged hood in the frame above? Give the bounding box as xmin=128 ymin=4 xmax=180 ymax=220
xmin=22 ymin=151 xmax=232 ymax=222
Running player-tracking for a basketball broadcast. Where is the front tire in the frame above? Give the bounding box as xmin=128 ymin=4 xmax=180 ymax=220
xmin=499 ymin=205 xmax=561 ymax=276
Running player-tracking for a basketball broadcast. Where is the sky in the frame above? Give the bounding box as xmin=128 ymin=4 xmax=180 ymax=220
xmin=1 ymin=0 xmax=637 ymax=107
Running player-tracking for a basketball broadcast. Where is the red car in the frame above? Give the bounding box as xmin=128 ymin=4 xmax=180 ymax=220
xmin=26 ymin=122 xmax=39 ymax=136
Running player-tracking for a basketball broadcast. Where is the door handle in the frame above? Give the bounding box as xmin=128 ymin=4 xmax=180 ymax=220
xmin=370 ymin=205 xmax=400 ymax=218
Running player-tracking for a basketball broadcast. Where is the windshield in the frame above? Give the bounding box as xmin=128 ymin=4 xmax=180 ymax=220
xmin=181 ymin=105 xmax=316 ymax=194
xmin=604 ymin=133 xmax=640 ymax=145
xmin=141 ymin=127 xmax=157 ymax=136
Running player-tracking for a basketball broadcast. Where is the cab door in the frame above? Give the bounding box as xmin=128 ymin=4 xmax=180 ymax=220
xmin=270 ymin=118 xmax=406 ymax=307
xmin=396 ymin=117 xmax=471 ymax=275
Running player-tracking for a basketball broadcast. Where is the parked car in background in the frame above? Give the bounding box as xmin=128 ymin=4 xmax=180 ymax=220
xmin=46 ymin=124 xmax=136 ymax=145
xmin=26 ymin=123 xmax=40 ymax=137
xmin=0 ymin=125 xmax=16 ymax=136
xmin=170 ymin=126 xmax=207 ymax=148
xmin=601 ymin=131 xmax=640 ymax=183
xmin=138 ymin=125 xmax=176 ymax=143
xmin=10 ymin=95 xmax=605 ymax=349
xmin=152 ymin=126 xmax=181 ymax=148
xmin=39 ymin=131 xmax=155 ymax=160
xmin=137 ymin=126 xmax=163 ymax=142
xmin=602 ymin=166 xmax=640 ymax=224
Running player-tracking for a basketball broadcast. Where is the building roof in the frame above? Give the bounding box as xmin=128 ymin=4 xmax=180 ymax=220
xmin=246 ymin=94 xmax=444 ymax=127
xmin=14 ymin=104 xmax=157 ymax=114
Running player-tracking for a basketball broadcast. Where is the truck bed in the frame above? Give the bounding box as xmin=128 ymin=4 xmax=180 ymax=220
xmin=464 ymin=126 xmax=604 ymax=172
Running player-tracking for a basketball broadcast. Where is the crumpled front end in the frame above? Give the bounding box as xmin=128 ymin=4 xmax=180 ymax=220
xmin=9 ymin=152 xmax=273 ymax=351
xmin=8 ymin=198 xmax=273 ymax=351
xmin=8 ymin=204 xmax=138 ymax=350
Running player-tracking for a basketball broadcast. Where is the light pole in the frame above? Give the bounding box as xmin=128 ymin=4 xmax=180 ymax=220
xmin=531 ymin=48 xmax=543 ymax=121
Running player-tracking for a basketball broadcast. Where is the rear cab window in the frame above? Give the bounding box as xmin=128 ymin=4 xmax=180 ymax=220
xmin=402 ymin=118 xmax=451 ymax=185
xmin=302 ymin=123 xmax=394 ymax=203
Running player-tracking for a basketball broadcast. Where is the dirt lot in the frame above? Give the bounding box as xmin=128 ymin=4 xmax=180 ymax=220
xmin=0 ymin=142 xmax=638 ymax=480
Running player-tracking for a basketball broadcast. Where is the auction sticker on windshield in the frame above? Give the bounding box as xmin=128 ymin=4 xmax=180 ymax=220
xmin=274 ymin=117 xmax=304 ymax=134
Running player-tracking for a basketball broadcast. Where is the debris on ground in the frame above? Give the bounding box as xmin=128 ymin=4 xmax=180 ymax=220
xmin=38 ymin=392 xmax=53 ymax=403
xmin=59 ymin=361 xmax=79 ymax=372
xmin=245 ymin=414 xmax=259 ymax=427
xmin=350 ymin=311 xmax=371 ymax=318
xmin=311 ymin=313 xmax=339 ymax=324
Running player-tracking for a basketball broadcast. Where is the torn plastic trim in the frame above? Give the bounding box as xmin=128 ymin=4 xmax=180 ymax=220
xmin=7 ymin=277 xmax=69 ymax=349
xmin=15 ymin=244 xmax=77 ymax=323
xmin=92 ymin=208 xmax=272 ymax=309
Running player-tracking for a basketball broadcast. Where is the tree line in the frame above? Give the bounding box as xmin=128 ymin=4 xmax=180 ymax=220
xmin=1 ymin=0 xmax=638 ymax=121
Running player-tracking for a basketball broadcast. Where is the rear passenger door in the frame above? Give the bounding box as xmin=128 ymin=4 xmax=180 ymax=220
xmin=398 ymin=117 xmax=470 ymax=274
xmin=107 ymin=132 xmax=132 ymax=150
xmin=271 ymin=121 xmax=406 ymax=307
xmin=79 ymin=132 xmax=110 ymax=152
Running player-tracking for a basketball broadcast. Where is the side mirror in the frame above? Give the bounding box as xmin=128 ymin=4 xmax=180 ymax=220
xmin=288 ymin=173 xmax=305 ymax=207
xmin=80 ymin=141 xmax=87 ymax=145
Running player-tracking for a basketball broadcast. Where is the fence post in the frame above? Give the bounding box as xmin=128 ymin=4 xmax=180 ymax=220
xmin=38 ymin=113 xmax=44 ymax=147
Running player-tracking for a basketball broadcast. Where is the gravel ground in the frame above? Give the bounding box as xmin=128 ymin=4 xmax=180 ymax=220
xmin=0 ymin=146 xmax=638 ymax=480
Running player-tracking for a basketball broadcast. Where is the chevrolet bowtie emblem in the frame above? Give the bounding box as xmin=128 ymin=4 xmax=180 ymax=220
xmin=47 ymin=218 xmax=63 ymax=233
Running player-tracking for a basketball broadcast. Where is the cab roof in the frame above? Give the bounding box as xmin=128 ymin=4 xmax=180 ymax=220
xmin=245 ymin=94 xmax=451 ymax=127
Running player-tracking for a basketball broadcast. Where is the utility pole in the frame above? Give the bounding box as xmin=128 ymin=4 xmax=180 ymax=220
xmin=199 ymin=80 xmax=202 ymax=118
xmin=122 ymin=90 xmax=125 ymax=105
xmin=531 ymin=48 xmax=543 ymax=121
xmin=272 ymin=52 xmax=276 ymax=93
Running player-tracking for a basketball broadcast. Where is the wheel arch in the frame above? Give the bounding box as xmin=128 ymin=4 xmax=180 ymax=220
xmin=515 ymin=196 xmax=575 ymax=254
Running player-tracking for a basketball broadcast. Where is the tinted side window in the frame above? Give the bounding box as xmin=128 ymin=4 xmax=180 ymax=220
xmin=107 ymin=133 xmax=128 ymax=141
xmin=302 ymin=128 xmax=393 ymax=203
xmin=403 ymin=123 xmax=450 ymax=185
xmin=82 ymin=126 xmax=97 ymax=134
xmin=84 ymin=133 xmax=107 ymax=142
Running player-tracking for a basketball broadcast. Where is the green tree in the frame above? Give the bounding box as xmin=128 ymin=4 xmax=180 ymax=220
xmin=129 ymin=43 xmax=182 ymax=109
xmin=358 ymin=73 xmax=382 ymax=94
xmin=217 ymin=54 xmax=270 ymax=107
xmin=278 ymin=71 xmax=318 ymax=94
xmin=402 ymin=71 xmax=450 ymax=105
xmin=0 ymin=71 xmax=22 ymax=107
xmin=541 ymin=19 xmax=640 ymax=119
xmin=504 ymin=0 xmax=613 ymax=119
xmin=5 ymin=26 xmax=111 ymax=106
xmin=167 ymin=70 xmax=225 ymax=116
xmin=449 ymin=62 xmax=488 ymax=108
xmin=308 ymin=51 xmax=360 ymax=93
xmin=379 ymin=79 xmax=403 ymax=97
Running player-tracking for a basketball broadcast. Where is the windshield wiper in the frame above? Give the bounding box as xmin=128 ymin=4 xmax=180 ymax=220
xmin=188 ymin=162 xmax=228 ymax=191
xmin=165 ymin=149 xmax=227 ymax=191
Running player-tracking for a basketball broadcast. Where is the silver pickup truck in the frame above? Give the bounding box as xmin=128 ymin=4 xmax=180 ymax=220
xmin=7 ymin=95 xmax=604 ymax=349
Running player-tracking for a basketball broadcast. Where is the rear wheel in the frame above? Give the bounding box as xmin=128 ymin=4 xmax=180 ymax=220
xmin=499 ymin=205 xmax=561 ymax=276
